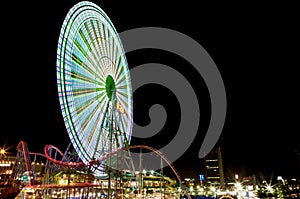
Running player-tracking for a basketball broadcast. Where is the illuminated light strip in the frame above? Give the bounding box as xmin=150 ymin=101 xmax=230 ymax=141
xmin=0 ymin=163 xmax=11 ymax=167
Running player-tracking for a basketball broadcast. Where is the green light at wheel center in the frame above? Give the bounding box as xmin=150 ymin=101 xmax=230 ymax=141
xmin=106 ymin=75 xmax=115 ymax=101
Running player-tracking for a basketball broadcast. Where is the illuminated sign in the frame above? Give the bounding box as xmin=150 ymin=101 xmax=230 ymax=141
xmin=199 ymin=174 xmax=205 ymax=181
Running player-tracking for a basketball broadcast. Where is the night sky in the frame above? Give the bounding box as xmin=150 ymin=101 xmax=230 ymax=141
xmin=1 ymin=1 xmax=299 ymax=181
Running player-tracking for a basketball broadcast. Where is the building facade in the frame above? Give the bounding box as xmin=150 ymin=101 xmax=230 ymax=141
xmin=204 ymin=146 xmax=225 ymax=188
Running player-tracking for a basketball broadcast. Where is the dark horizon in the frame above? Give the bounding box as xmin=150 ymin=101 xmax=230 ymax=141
xmin=1 ymin=0 xmax=299 ymax=181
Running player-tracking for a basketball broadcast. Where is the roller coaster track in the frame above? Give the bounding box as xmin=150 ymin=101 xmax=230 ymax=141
xmin=17 ymin=141 xmax=32 ymax=173
xmin=11 ymin=142 xmax=190 ymax=198
xmin=28 ymin=152 xmax=47 ymax=158
xmin=44 ymin=144 xmax=182 ymax=184
xmin=43 ymin=144 xmax=191 ymax=199
xmin=11 ymin=141 xmax=33 ymax=185
xmin=127 ymin=145 xmax=183 ymax=185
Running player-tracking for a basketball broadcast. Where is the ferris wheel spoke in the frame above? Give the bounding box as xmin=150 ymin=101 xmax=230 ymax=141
xmin=115 ymin=58 xmax=125 ymax=82
xmin=74 ymin=91 xmax=105 ymax=116
xmin=100 ymin=23 xmax=108 ymax=60
xmin=77 ymin=93 xmax=106 ymax=142
xmin=95 ymin=38 xmax=108 ymax=70
xmin=106 ymin=30 xmax=112 ymax=63
xmin=114 ymin=56 xmax=122 ymax=79
xmin=72 ymin=44 xmax=104 ymax=82
xmin=71 ymin=87 xmax=99 ymax=97
xmin=103 ymin=24 xmax=111 ymax=56
xmin=87 ymin=113 xmax=101 ymax=143
xmin=72 ymin=53 xmax=103 ymax=82
xmin=116 ymin=84 xmax=128 ymax=90
xmin=73 ymin=29 xmax=99 ymax=68
xmin=77 ymin=28 xmax=98 ymax=64
xmin=109 ymin=35 xmax=116 ymax=71
xmin=81 ymin=22 xmax=109 ymax=77
xmin=74 ymin=35 xmax=97 ymax=70
xmin=111 ymin=39 xmax=116 ymax=72
xmin=80 ymin=103 xmax=100 ymax=131
xmin=90 ymin=20 xmax=103 ymax=59
xmin=71 ymin=71 xmax=103 ymax=86
xmin=115 ymin=71 xmax=128 ymax=86
xmin=88 ymin=21 xmax=108 ymax=76
xmin=89 ymin=97 xmax=107 ymax=134
xmin=91 ymin=99 xmax=111 ymax=156
xmin=117 ymin=91 xmax=129 ymax=102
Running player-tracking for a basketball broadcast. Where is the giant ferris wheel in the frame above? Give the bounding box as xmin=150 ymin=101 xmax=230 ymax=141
xmin=56 ymin=1 xmax=133 ymax=173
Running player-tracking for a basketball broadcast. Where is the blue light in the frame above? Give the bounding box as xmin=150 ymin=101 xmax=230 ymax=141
xmin=199 ymin=174 xmax=205 ymax=181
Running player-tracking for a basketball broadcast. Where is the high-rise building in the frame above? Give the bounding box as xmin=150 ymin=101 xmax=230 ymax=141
xmin=204 ymin=146 xmax=225 ymax=188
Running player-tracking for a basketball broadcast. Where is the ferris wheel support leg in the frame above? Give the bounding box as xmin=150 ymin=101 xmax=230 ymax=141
xmin=107 ymin=168 xmax=111 ymax=199
xmin=92 ymin=100 xmax=110 ymax=159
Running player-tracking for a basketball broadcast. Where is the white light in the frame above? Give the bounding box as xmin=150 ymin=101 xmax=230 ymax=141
xmin=266 ymin=185 xmax=273 ymax=192
xmin=0 ymin=163 xmax=10 ymax=167
xmin=234 ymin=174 xmax=239 ymax=180
xmin=234 ymin=182 xmax=242 ymax=190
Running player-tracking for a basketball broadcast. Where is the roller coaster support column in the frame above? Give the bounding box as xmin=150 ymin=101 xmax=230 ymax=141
xmin=160 ymin=157 xmax=163 ymax=199
xmin=138 ymin=147 xmax=142 ymax=197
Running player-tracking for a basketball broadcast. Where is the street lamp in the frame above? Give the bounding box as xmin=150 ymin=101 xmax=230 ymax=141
xmin=0 ymin=148 xmax=6 ymax=156
xmin=0 ymin=145 xmax=13 ymax=157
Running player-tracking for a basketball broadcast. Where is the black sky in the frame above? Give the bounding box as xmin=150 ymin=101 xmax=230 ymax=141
xmin=1 ymin=1 xmax=299 ymax=180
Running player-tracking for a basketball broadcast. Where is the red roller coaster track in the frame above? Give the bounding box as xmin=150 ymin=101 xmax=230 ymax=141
xmin=44 ymin=144 xmax=182 ymax=185
xmin=12 ymin=143 xmax=191 ymax=199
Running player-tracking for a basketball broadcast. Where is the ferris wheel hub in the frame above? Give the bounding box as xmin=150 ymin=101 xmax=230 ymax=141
xmin=105 ymin=75 xmax=115 ymax=101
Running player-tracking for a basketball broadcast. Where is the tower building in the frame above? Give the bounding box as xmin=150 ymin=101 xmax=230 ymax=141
xmin=204 ymin=146 xmax=225 ymax=188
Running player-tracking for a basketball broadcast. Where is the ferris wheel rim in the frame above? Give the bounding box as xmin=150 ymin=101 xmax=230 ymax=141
xmin=56 ymin=1 xmax=133 ymax=174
